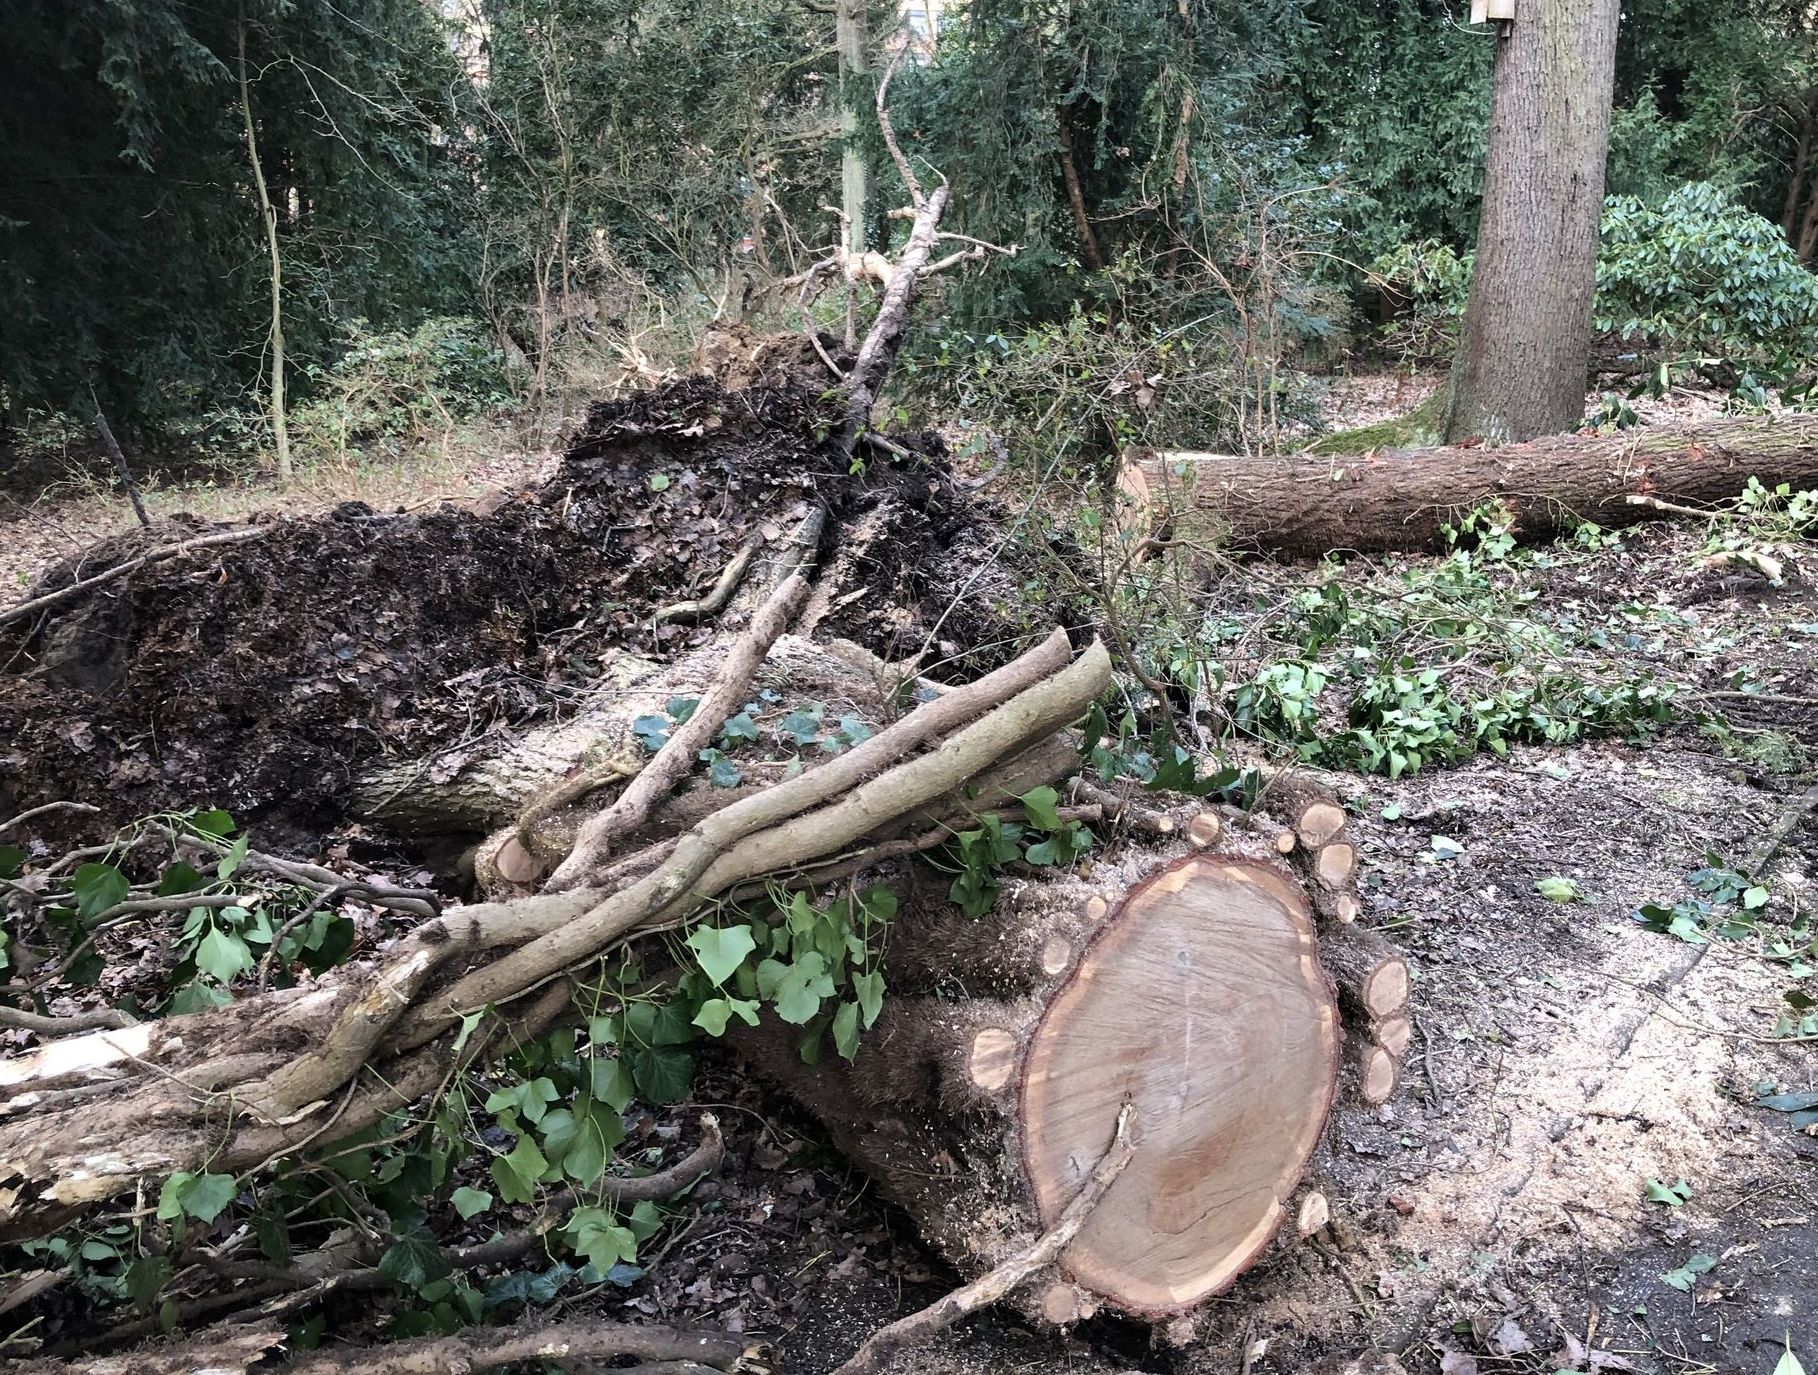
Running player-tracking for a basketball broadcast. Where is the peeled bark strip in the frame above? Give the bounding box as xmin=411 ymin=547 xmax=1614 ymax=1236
xmin=744 ymin=849 xmax=1344 ymax=1319
xmin=1127 ymin=414 xmax=1818 ymax=556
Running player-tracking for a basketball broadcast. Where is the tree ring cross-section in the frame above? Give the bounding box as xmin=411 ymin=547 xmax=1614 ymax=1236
xmin=1019 ymin=855 xmax=1340 ymax=1314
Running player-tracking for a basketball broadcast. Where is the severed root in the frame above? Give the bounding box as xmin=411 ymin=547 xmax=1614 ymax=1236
xmin=831 ymin=1106 xmax=1136 ymax=1375
xmin=503 ymin=754 xmax=645 ymax=883
xmin=652 ymin=530 xmax=764 ymax=626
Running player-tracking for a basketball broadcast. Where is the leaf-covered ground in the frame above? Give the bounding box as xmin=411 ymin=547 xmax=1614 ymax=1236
xmin=0 ymin=377 xmax=1029 ymax=841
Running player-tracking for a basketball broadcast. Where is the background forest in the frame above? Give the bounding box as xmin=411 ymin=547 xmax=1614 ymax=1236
xmin=7 ymin=0 xmax=1818 ymax=482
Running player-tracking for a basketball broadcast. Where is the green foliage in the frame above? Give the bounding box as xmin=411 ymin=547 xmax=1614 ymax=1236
xmin=939 ymin=787 xmax=1098 ymax=919
xmin=156 ymin=1172 xmax=238 ymax=1225
xmin=1367 ymin=239 xmax=1472 ymax=362
xmin=668 ymin=883 xmax=896 ymax=1063
xmin=0 ymin=808 xmax=358 ymax=1018
xmin=1597 ymin=183 xmax=1818 ymax=367
xmin=0 ymin=0 xmax=475 ymax=429
xmin=1635 ymin=853 xmax=1816 ymax=1040
xmin=1118 ymin=514 xmax=1687 ymax=780
xmin=292 ymin=318 xmax=514 ymax=456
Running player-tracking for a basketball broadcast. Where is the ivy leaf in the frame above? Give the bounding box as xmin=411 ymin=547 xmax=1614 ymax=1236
xmin=853 ymin=970 xmax=886 ymax=1028
xmin=626 ymin=1199 xmax=664 ymax=1243
xmin=1018 ymin=785 xmax=1064 ymax=832
xmin=687 ymin=923 xmax=759 ymax=989
xmin=195 ymin=927 xmax=253 ymax=985
xmin=1660 ymin=1253 xmax=1717 ymax=1292
xmin=216 ymin=836 xmax=251 ymax=882
xmin=772 ymin=952 xmax=834 ymax=1025
xmin=780 ymin=708 xmax=823 ymax=745
xmin=450 ymin=1187 xmax=492 ymax=1220
xmin=647 ymin=472 xmax=671 ymax=492
xmin=491 ymin=1136 xmax=550 ymax=1205
xmin=631 ymin=1044 xmax=694 ymax=1104
xmin=564 ymin=1205 xmax=637 ymax=1272
xmin=1429 ymin=835 xmax=1464 ymax=860
xmin=831 ymin=1000 xmax=862 ymax=1061
xmin=157 ymin=1171 xmax=237 ymax=1224
xmin=72 ymin=862 xmax=129 ymax=920
xmin=719 ymin=711 xmax=759 ymax=744
xmin=190 ymin=809 xmax=236 ymax=839
xmin=631 ymin=716 xmax=670 ymax=752
xmin=704 ymin=752 xmax=743 ymax=788
xmin=1643 ymin=1176 xmax=1693 ymax=1207
xmin=157 ymin=861 xmax=204 ymax=897
xmin=665 ymin=696 xmax=699 ymax=724
xmin=692 ymin=997 xmax=759 ymax=1036
xmin=560 ymin=1101 xmax=626 ymax=1186
xmin=1535 ymin=876 xmax=1580 ymax=903
xmin=1743 ymin=885 xmax=1770 ymax=910
xmin=590 ymin=1056 xmax=636 ymax=1111
xmin=378 ymin=1224 xmax=451 ymax=1291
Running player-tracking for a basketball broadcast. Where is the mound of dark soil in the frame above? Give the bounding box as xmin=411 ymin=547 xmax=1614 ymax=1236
xmin=0 ymin=377 xmax=1036 ymax=834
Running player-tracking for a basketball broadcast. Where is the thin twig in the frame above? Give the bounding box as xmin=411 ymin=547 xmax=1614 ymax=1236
xmin=1749 ymin=781 xmax=1818 ymax=880
xmin=0 ymin=527 xmax=270 ymax=628
xmin=0 ymin=1005 xmax=138 ymax=1035
xmin=88 ymin=388 xmax=150 ymax=528
xmin=0 ymin=802 xmax=101 ymax=837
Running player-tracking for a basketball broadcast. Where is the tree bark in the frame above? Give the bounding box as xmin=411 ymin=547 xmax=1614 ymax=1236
xmin=1444 ymin=0 xmax=1621 ymax=444
xmin=236 ymin=13 xmax=291 ymax=483
xmin=1056 ymin=114 xmax=1105 ymax=272
xmin=836 ymin=0 xmax=871 ymax=256
xmin=1128 ymin=413 xmax=1818 ymax=557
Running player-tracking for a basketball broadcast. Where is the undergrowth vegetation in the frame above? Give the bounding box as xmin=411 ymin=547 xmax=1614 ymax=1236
xmin=1089 ymin=485 xmax=1818 ymax=784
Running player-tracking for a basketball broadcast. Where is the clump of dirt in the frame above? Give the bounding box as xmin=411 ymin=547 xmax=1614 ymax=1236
xmin=0 ymin=376 xmax=1031 ymax=833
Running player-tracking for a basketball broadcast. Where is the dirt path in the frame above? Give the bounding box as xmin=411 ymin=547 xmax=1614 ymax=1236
xmin=1229 ymin=744 xmax=1815 ymax=1374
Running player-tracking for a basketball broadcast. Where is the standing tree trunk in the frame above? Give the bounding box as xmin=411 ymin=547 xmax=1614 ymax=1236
xmin=1444 ymin=0 xmax=1621 ymax=445
xmin=836 ymin=0 xmax=872 ymax=348
xmin=237 ymin=13 xmax=291 ymax=484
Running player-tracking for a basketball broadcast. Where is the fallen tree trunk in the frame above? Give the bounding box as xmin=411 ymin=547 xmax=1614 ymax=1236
xmin=739 ymin=797 xmax=1406 ymax=1324
xmin=1127 ymin=413 xmax=1818 ymax=557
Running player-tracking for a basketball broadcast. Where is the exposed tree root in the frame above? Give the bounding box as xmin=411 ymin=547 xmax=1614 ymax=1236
xmin=0 ymin=631 xmax=1110 ymax=1239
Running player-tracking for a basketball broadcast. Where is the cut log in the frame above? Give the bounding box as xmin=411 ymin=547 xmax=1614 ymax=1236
xmin=741 ymin=846 xmax=1349 ymax=1318
xmin=1126 ymin=414 xmax=1818 ymax=556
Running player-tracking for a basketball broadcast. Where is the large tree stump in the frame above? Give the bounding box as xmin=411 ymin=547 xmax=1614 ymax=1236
xmin=741 ymin=801 xmax=1406 ymax=1322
